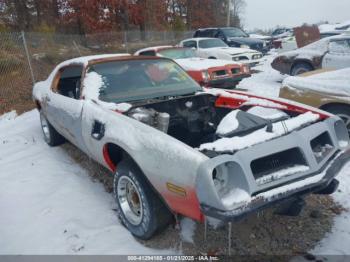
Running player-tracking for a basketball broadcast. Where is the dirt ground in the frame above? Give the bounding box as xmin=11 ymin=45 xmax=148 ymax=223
xmin=61 ymin=142 xmax=344 ymax=258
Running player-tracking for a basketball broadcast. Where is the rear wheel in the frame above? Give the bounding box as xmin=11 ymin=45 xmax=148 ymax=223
xmin=40 ymin=111 xmax=65 ymax=146
xmin=114 ymin=158 xmax=173 ymax=240
xmin=325 ymin=104 xmax=350 ymax=134
xmin=291 ymin=62 xmax=313 ymax=76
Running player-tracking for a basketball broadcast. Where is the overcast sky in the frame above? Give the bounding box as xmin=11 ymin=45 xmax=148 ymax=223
xmin=244 ymin=0 xmax=350 ymax=30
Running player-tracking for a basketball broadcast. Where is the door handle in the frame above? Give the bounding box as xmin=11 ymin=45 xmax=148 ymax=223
xmin=91 ymin=120 xmax=105 ymax=140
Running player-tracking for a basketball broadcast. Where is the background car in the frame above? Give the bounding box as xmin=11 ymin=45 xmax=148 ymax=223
xmin=280 ymin=68 xmax=350 ymax=133
xmin=135 ymin=46 xmax=251 ymax=89
xmin=179 ymin=37 xmax=263 ymax=67
xmin=271 ymin=35 xmax=350 ymax=75
xmin=194 ymin=27 xmax=269 ymax=53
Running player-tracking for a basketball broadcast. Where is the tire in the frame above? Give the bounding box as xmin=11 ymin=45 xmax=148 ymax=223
xmin=324 ymin=104 xmax=350 ymax=134
xmin=114 ymin=158 xmax=173 ymax=240
xmin=291 ymin=62 xmax=313 ymax=76
xmin=39 ymin=111 xmax=65 ymax=146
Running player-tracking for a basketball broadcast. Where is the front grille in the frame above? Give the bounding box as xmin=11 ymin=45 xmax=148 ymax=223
xmin=311 ymin=132 xmax=334 ymax=163
xmin=231 ymin=68 xmax=241 ymax=74
xmin=251 ymin=148 xmax=307 ymax=184
xmin=213 ymin=70 xmax=228 ymax=77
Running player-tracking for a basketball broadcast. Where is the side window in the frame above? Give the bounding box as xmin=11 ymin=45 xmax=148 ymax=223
xmin=182 ymin=41 xmax=197 ymax=49
xmin=139 ymin=50 xmax=156 ymax=56
xmin=216 ymin=30 xmax=226 ymax=41
xmin=329 ymin=40 xmax=350 ymax=54
xmin=54 ymin=65 xmax=83 ymax=99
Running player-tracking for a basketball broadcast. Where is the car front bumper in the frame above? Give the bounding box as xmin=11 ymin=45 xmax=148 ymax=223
xmin=195 ymin=116 xmax=350 ymax=222
xmin=201 ymin=149 xmax=349 ymax=222
xmin=206 ymin=74 xmax=251 ymax=89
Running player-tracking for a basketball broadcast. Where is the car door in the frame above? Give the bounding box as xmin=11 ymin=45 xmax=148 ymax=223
xmin=322 ymin=39 xmax=350 ymax=70
xmin=45 ymin=64 xmax=88 ymax=152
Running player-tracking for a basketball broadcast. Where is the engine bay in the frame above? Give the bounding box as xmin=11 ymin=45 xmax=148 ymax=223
xmin=127 ymin=93 xmax=291 ymax=151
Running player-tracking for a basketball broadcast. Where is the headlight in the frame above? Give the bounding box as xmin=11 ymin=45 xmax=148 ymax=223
xmin=252 ymin=54 xmax=262 ymax=60
xmin=201 ymin=70 xmax=210 ymax=83
xmin=212 ymin=163 xmax=251 ymax=209
xmin=240 ymin=44 xmax=250 ymax=49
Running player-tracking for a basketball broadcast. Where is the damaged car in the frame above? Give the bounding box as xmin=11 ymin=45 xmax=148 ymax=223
xmin=135 ymin=46 xmax=251 ymax=88
xmin=272 ymin=35 xmax=350 ymax=75
xmin=33 ymin=54 xmax=350 ymax=240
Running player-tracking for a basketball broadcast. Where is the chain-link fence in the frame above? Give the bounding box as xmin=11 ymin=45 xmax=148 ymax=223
xmin=0 ymin=30 xmax=193 ymax=115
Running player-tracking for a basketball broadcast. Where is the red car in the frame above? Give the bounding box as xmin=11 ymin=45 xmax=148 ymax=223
xmin=135 ymin=46 xmax=251 ymax=89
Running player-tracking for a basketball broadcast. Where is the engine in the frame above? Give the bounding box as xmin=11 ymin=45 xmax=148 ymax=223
xmin=128 ymin=107 xmax=170 ymax=133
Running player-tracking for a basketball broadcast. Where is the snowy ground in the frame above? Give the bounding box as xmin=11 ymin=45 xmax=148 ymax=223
xmin=0 ymin=110 xmax=174 ymax=255
xmin=1 ymin=53 xmax=350 ymax=256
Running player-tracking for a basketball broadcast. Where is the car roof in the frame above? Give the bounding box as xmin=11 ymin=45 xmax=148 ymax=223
xmin=135 ymin=45 xmax=173 ymax=54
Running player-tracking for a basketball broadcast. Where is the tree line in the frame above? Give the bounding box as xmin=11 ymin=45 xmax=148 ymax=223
xmin=0 ymin=0 xmax=246 ymax=34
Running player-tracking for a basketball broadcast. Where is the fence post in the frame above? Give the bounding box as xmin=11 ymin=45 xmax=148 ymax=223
xmin=21 ymin=31 xmax=35 ymax=84
xmin=124 ymin=31 xmax=129 ymax=53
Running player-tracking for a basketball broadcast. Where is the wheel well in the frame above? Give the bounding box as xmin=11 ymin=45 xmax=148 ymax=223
xmin=103 ymin=143 xmax=129 ymax=172
xmin=208 ymin=56 xmax=217 ymax=59
xmin=291 ymin=60 xmax=314 ymax=73
xmin=320 ymin=103 xmax=350 ymax=111
xmin=35 ymin=100 xmax=41 ymax=110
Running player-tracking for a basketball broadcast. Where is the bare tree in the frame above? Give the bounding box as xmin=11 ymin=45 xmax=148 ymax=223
xmin=227 ymin=0 xmax=246 ymax=28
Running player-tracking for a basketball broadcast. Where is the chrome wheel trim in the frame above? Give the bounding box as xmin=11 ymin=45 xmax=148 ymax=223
xmin=294 ymin=67 xmax=309 ymax=75
xmin=117 ymin=176 xmax=143 ymax=225
xmin=40 ymin=114 xmax=51 ymax=142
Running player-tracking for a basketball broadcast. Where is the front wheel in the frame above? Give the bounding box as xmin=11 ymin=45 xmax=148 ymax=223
xmin=114 ymin=159 xmax=173 ymax=240
xmin=40 ymin=111 xmax=65 ymax=146
xmin=291 ymin=62 xmax=313 ymax=76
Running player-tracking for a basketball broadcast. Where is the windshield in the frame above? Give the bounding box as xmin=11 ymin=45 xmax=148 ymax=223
xmin=86 ymin=59 xmax=201 ymax=103
xmin=221 ymin=28 xmax=248 ymax=38
xmin=199 ymin=39 xmax=228 ymax=48
xmin=158 ymin=48 xmax=197 ymax=59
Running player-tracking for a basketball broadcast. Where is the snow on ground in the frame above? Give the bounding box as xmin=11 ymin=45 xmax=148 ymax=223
xmin=237 ymin=52 xmax=285 ymax=98
xmin=0 ymin=110 xmax=173 ymax=255
xmin=180 ymin=218 xmax=196 ymax=244
xmin=311 ymin=163 xmax=350 ymax=256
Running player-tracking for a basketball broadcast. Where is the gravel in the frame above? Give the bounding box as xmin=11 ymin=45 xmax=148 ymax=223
xmin=61 ymin=143 xmax=342 ymax=257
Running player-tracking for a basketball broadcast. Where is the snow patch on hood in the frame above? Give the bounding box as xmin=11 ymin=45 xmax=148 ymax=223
xmin=199 ymin=112 xmax=320 ymax=153
xmin=206 ymin=46 xmax=257 ymax=55
xmin=247 ymin=106 xmax=288 ymax=120
xmin=216 ymin=110 xmax=240 ymax=136
xmin=175 ymin=58 xmax=236 ymax=71
xmin=283 ymin=68 xmax=350 ymax=97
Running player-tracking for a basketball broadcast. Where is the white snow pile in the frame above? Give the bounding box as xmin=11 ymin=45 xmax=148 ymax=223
xmin=247 ymin=106 xmax=288 ymax=120
xmin=256 ymin=165 xmax=310 ymax=185
xmin=83 ymin=71 xmax=132 ymax=112
xmin=311 ymin=162 xmax=350 ymax=256
xmin=237 ymin=53 xmax=286 ymax=97
xmin=319 ymin=20 xmax=350 ymax=33
xmin=0 ymin=110 xmax=172 ymax=255
xmin=199 ymin=112 xmax=319 ymax=153
xmin=180 ymin=218 xmax=197 ymax=244
xmin=283 ymin=68 xmax=350 ymax=97
xmin=0 ymin=110 xmax=17 ymax=122
xmin=216 ymin=110 xmax=240 ymax=136
xmin=221 ymin=188 xmax=251 ymax=209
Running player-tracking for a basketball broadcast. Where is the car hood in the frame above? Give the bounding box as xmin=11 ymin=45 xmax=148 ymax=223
xmin=227 ymin=37 xmax=265 ymax=45
xmin=205 ymin=47 xmax=258 ymax=55
xmin=175 ymin=58 xmax=236 ymax=71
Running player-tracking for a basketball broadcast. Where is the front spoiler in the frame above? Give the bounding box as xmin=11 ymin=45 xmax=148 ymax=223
xmin=201 ymin=149 xmax=350 ymax=222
